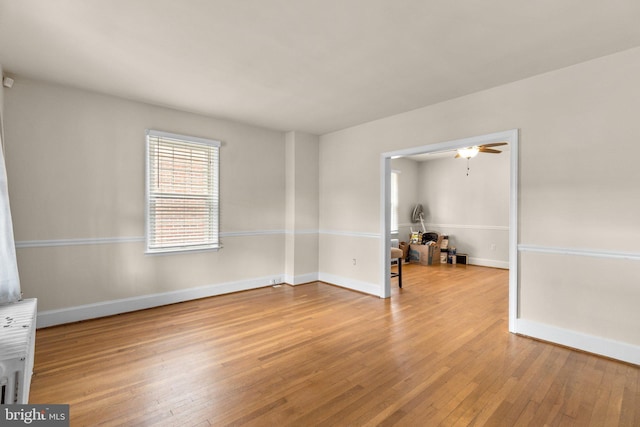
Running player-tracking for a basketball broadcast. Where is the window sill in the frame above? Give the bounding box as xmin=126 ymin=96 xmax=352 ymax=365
xmin=145 ymin=245 xmax=222 ymax=256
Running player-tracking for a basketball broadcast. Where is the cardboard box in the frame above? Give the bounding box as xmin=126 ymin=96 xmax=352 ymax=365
xmin=409 ymin=244 xmax=440 ymax=265
xmin=409 ymin=235 xmax=443 ymax=265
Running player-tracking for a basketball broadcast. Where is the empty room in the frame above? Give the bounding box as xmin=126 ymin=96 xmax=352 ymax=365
xmin=1 ymin=1 xmax=639 ymax=426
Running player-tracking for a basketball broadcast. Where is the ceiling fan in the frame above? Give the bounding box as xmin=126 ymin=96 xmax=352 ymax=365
xmin=455 ymin=142 xmax=507 ymax=176
xmin=455 ymin=142 xmax=507 ymax=159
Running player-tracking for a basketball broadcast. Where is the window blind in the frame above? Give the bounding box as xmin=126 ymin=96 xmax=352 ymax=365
xmin=145 ymin=130 xmax=220 ymax=253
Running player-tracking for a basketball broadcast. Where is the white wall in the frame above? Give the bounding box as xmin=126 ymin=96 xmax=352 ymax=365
xmin=417 ymin=153 xmax=509 ymax=268
xmin=285 ymin=131 xmax=319 ymax=285
xmin=318 ymin=134 xmax=381 ymax=294
xmin=4 ymin=78 xmax=287 ymax=326
xmin=5 ymin=48 xmax=640 ymax=363
xmin=319 ymin=47 xmax=640 ymax=363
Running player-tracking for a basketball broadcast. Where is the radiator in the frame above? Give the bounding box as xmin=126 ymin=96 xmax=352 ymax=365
xmin=0 ymin=298 xmax=37 ymax=405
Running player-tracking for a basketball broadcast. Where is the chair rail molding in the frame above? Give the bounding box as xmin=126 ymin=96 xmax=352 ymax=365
xmin=518 ymin=244 xmax=640 ymax=261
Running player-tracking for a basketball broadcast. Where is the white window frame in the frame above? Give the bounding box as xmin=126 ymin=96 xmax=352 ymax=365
xmin=145 ymin=129 xmax=221 ymax=254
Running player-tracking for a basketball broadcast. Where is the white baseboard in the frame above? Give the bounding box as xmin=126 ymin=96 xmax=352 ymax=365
xmin=36 ymin=275 xmax=282 ymax=328
xmin=469 ymin=257 xmax=509 ymax=269
xmin=317 ymin=272 xmax=381 ymax=297
xmin=35 ymin=273 xmax=640 ymax=366
xmin=284 ymin=272 xmax=320 ymax=286
xmin=37 ymin=272 xmax=376 ymax=328
xmin=516 ymin=319 xmax=640 ymax=366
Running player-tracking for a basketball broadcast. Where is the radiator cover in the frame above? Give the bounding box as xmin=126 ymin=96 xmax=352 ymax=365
xmin=0 ymin=298 xmax=37 ymax=404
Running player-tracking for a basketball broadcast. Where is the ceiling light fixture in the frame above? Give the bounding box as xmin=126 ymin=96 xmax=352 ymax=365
xmin=456 ymin=146 xmax=479 ymax=159
xmin=457 ymin=146 xmax=480 ymax=177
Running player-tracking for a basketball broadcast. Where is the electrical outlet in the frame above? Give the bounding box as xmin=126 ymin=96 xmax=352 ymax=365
xmin=490 ymin=243 xmax=496 ymax=251
xmin=352 ymin=258 xmax=357 ymax=266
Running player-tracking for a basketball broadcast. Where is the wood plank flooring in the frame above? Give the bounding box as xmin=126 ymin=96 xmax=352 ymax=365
xmin=29 ymin=264 xmax=640 ymax=426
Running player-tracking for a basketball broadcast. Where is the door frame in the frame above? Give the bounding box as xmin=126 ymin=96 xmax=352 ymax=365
xmin=379 ymin=129 xmax=519 ymax=332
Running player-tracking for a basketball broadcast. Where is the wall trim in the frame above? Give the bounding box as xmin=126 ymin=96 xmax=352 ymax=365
xmin=37 ymin=272 xmax=378 ymax=327
xmin=36 ymin=274 xmax=284 ymax=328
xmin=425 ymin=223 xmax=509 ymax=232
xmin=284 ymin=272 xmax=319 ymax=286
xmin=16 ymin=229 xmax=382 ymax=249
xmin=286 ymin=229 xmax=319 ymax=235
xmin=221 ymin=229 xmax=286 ymax=237
xmin=318 ymin=230 xmax=380 ymax=239
xmin=15 ymin=230 xmax=285 ymax=249
xmin=317 ymin=272 xmax=381 ymax=297
xmin=468 ymin=257 xmax=509 ymax=269
xmin=16 ymin=236 xmax=145 ymax=248
xmin=397 ymin=222 xmax=420 ymax=231
xmin=516 ymin=319 xmax=640 ymax=366
xmin=518 ymin=244 xmax=640 ymax=261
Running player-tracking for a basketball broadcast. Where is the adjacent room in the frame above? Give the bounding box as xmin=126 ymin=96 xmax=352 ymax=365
xmin=390 ymin=144 xmax=510 ymax=270
xmin=1 ymin=1 xmax=639 ymax=425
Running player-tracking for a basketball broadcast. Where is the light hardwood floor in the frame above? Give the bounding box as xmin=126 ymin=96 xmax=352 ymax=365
xmin=30 ymin=264 xmax=639 ymax=426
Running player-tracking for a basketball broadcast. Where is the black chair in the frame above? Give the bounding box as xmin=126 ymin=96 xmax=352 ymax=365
xmin=391 ymin=247 xmax=403 ymax=288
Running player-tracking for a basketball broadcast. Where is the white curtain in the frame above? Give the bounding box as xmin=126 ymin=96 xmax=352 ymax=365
xmin=0 ymin=115 xmax=22 ymax=304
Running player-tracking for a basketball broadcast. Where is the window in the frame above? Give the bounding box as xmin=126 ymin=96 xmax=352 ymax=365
xmin=390 ymin=170 xmax=399 ymax=233
xmin=145 ymin=130 xmax=221 ymax=253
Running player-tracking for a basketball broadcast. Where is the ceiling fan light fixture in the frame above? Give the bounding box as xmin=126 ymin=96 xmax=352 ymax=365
xmin=457 ymin=146 xmax=479 ymax=159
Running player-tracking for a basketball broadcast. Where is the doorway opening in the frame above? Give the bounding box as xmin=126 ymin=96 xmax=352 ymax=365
xmin=380 ymin=129 xmax=518 ymax=332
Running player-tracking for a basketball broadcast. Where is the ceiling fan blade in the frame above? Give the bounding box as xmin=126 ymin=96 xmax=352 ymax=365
xmin=481 ymin=142 xmax=508 ymax=148
xmin=478 ymin=148 xmax=501 ymax=154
